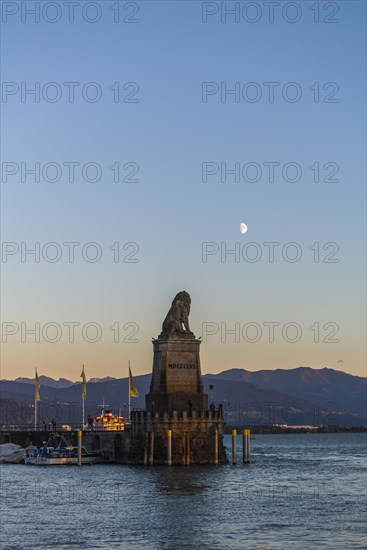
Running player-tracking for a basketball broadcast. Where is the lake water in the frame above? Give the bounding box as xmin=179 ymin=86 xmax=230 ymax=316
xmin=1 ymin=433 xmax=366 ymax=549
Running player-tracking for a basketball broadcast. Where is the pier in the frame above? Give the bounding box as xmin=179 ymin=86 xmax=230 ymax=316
xmin=0 ymin=411 xmax=228 ymax=465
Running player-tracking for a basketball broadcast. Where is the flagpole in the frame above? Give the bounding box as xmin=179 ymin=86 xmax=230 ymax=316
xmin=128 ymin=360 xmax=131 ymax=422
xmin=81 ymin=363 xmax=86 ymax=429
xmin=34 ymin=368 xmax=37 ymax=430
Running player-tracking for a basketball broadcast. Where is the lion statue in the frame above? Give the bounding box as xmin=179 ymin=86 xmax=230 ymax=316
xmin=161 ymin=291 xmax=193 ymax=336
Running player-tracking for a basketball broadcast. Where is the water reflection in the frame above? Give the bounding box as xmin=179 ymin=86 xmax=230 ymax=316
xmin=152 ymin=466 xmax=215 ymax=496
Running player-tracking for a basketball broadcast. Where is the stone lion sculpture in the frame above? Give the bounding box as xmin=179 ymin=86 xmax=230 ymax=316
xmin=161 ymin=291 xmax=193 ymax=335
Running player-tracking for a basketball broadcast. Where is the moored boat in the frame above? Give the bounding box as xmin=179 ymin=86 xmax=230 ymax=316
xmin=24 ymin=434 xmax=101 ymax=465
xmin=0 ymin=443 xmax=26 ymax=463
xmin=87 ymin=403 xmax=128 ymax=431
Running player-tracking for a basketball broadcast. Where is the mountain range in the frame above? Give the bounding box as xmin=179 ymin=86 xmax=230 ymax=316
xmin=1 ymin=367 xmax=366 ymax=427
xmin=13 ymin=376 xmax=116 ymax=388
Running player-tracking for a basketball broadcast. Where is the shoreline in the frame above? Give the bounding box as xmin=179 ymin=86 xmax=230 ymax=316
xmin=224 ymin=425 xmax=367 ymax=434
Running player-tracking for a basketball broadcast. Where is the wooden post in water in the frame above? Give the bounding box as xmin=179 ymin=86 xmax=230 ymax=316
xmin=242 ymin=428 xmax=250 ymax=464
xmin=214 ymin=429 xmax=219 ymax=465
xmin=148 ymin=432 xmax=154 ymax=466
xmin=182 ymin=432 xmax=186 ymax=465
xmin=185 ymin=432 xmax=190 ymax=466
xmin=167 ymin=430 xmax=172 ymax=466
xmin=144 ymin=432 xmax=149 ymax=466
xmin=77 ymin=430 xmax=82 ymax=466
xmin=232 ymin=429 xmax=237 ymax=465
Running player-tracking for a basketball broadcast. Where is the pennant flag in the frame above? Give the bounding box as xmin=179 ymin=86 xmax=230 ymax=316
xmin=129 ymin=367 xmax=139 ymax=398
xmin=35 ymin=369 xmax=41 ymax=402
xmin=81 ymin=365 xmax=87 ymax=400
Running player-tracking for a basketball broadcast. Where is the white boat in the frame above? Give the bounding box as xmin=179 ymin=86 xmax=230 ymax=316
xmin=24 ymin=435 xmax=101 ymax=465
xmin=0 ymin=443 xmax=25 ymax=463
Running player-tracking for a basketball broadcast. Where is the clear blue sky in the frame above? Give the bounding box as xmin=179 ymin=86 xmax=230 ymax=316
xmin=1 ymin=1 xmax=366 ymax=379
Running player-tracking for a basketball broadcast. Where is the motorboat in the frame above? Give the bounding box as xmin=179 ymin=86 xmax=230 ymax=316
xmin=0 ymin=443 xmax=26 ymax=463
xmin=24 ymin=434 xmax=101 ymax=465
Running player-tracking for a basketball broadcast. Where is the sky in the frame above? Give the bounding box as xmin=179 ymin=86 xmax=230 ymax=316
xmin=1 ymin=0 xmax=366 ymax=380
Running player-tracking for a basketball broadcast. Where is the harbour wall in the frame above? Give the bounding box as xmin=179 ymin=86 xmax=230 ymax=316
xmin=0 ymin=409 xmax=227 ymax=465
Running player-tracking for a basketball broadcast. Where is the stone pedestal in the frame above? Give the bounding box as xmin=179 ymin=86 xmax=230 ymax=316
xmin=145 ymin=333 xmax=208 ymax=413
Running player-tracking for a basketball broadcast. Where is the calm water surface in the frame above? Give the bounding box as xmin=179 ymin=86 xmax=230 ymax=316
xmin=1 ymin=433 xmax=366 ymax=549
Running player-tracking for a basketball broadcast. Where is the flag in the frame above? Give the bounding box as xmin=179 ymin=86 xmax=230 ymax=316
xmin=81 ymin=365 xmax=87 ymax=400
xmin=35 ymin=369 xmax=41 ymax=402
xmin=129 ymin=367 xmax=139 ymax=397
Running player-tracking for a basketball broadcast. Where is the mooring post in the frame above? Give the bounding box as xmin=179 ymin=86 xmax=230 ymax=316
xmin=167 ymin=430 xmax=172 ymax=466
xmin=182 ymin=432 xmax=187 ymax=465
xmin=148 ymin=432 xmax=154 ymax=466
xmin=144 ymin=432 xmax=149 ymax=466
xmin=214 ymin=429 xmax=219 ymax=465
xmin=77 ymin=430 xmax=82 ymax=466
xmin=232 ymin=429 xmax=237 ymax=465
xmin=185 ymin=432 xmax=190 ymax=466
xmin=243 ymin=428 xmax=250 ymax=464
